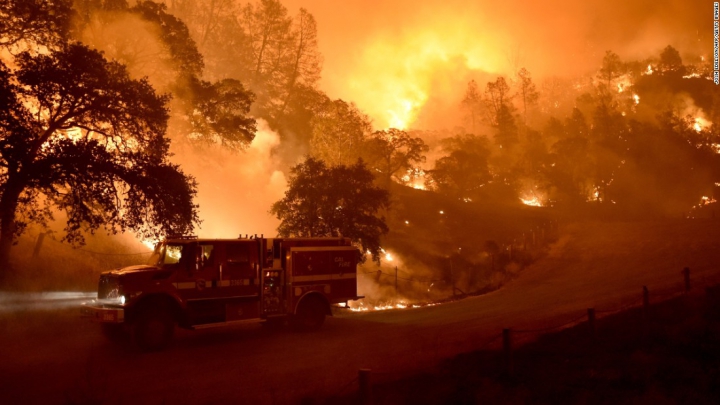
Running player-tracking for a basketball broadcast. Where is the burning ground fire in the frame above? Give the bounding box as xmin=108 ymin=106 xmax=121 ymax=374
xmin=520 ymin=195 xmax=543 ymax=207
xmin=339 ymin=300 xmax=437 ymax=312
xmin=520 ymin=188 xmax=544 ymax=207
xmin=694 ymin=117 xmax=709 ymax=133
xmin=401 ymin=168 xmax=428 ymax=190
xmin=357 ymin=246 xmax=451 ymax=311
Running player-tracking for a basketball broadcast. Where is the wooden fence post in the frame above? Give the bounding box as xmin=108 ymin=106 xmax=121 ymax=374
xmin=587 ymin=308 xmax=596 ymax=338
xmin=503 ymin=328 xmax=513 ymax=374
xmin=359 ymin=369 xmax=373 ymax=405
xmin=395 ymin=266 xmax=398 ymax=296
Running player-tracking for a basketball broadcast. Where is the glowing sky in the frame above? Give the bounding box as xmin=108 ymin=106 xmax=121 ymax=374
xmin=283 ymin=0 xmax=708 ymax=129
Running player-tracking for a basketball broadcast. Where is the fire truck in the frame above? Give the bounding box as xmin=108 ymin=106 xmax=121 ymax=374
xmin=82 ymin=236 xmax=361 ymax=350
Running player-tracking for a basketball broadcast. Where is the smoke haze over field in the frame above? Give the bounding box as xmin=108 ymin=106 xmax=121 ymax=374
xmin=284 ymin=0 xmax=708 ymax=129
xmin=172 ymin=121 xmax=287 ymax=238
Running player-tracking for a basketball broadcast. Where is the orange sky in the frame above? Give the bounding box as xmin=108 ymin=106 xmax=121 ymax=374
xmin=283 ymin=0 xmax=707 ymax=129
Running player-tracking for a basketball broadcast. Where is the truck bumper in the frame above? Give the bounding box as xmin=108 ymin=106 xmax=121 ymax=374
xmin=81 ymin=302 xmax=125 ymax=323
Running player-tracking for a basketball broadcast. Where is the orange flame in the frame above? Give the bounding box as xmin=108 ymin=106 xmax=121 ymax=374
xmin=344 ymin=21 xmax=505 ymax=129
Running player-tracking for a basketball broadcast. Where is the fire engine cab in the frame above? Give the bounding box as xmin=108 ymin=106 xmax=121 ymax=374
xmin=82 ymin=236 xmax=361 ymax=350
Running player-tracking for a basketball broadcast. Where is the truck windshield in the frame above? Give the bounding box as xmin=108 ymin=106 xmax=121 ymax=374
xmin=147 ymin=243 xmax=187 ymax=267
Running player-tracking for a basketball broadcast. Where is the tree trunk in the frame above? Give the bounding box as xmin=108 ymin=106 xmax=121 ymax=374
xmin=0 ymin=175 xmax=25 ymax=278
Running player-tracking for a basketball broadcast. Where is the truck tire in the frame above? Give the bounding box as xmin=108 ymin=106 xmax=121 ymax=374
xmin=133 ymin=305 xmax=175 ymax=351
xmin=290 ymin=297 xmax=326 ymax=331
xmin=261 ymin=317 xmax=286 ymax=330
xmin=101 ymin=323 xmax=127 ymax=342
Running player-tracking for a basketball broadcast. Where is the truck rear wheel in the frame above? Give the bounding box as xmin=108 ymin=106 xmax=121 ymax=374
xmin=290 ymin=297 xmax=326 ymax=331
xmin=101 ymin=323 xmax=127 ymax=342
xmin=133 ymin=306 xmax=175 ymax=351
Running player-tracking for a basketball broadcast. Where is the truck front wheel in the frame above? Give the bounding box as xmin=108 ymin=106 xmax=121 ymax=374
xmin=133 ymin=306 xmax=175 ymax=351
xmin=290 ymin=297 xmax=326 ymax=331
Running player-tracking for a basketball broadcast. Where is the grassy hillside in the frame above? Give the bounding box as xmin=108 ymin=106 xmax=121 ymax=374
xmin=357 ymin=185 xmax=556 ymax=303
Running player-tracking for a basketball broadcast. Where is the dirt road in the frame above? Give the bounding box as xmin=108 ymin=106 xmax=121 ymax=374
xmin=2 ymin=220 xmax=719 ymax=404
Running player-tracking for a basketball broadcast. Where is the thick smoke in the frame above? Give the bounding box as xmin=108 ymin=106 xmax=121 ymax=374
xmin=79 ymin=8 xmax=288 ymax=238
xmin=284 ymin=0 xmax=707 ymax=129
xmin=170 ymin=121 xmax=287 ymax=238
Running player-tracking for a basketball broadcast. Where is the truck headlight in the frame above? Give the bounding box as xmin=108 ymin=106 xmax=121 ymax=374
xmin=120 ymin=295 xmax=126 ymax=305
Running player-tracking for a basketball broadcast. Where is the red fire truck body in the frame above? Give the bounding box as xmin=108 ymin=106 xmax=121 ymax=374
xmin=82 ymin=236 xmax=361 ymax=350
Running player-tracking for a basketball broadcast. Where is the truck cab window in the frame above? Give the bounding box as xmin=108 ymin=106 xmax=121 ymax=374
xmin=199 ymin=244 xmax=215 ymax=268
xmin=163 ymin=245 xmax=183 ymax=265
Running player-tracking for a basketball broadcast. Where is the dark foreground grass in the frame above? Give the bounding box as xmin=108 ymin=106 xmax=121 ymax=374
xmin=326 ymin=285 xmax=720 ymax=405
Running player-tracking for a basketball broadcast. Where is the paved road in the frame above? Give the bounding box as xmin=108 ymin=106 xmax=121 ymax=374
xmin=2 ymin=221 xmax=719 ymax=404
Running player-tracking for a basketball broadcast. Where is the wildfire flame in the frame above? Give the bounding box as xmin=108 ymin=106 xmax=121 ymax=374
xmin=401 ymin=168 xmax=427 ymax=190
xmin=520 ymin=196 xmax=542 ymax=207
xmin=615 ymin=75 xmax=632 ymax=93
xmin=345 ymin=300 xmax=436 ymax=312
xmin=693 ymin=117 xmax=709 ymax=132
xmin=520 ymin=190 xmax=544 ymax=207
xmin=344 ymin=19 xmax=505 ymax=129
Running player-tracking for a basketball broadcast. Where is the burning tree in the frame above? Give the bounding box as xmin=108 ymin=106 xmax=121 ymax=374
xmin=426 ymin=134 xmax=492 ymax=200
xmin=658 ymin=45 xmax=684 ymax=75
xmin=542 ymin=113 xmax=594 ymax=204
xmin=270 ymin=157 xmax=390 ymax=263
xmin=515 ymin=68 xmax=539 ymax=125
xmin=168 ymin=0 xmax=323 ymax=119
xmin=461 ymin=79 xmax=482 ymax=134
xmin=0 ymin=44 xmax=199 ymax=275
xmin=75 ymin=0 xmax=258 ymax=151
xmin=362 ymin=128 xmax=428 ymax=187
xmin=309 ymin=99 xmax=372 ymax=166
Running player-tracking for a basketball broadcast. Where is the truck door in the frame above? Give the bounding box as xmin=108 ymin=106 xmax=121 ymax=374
xmin=217 ymin=241 xmax=261 ymax=321
xmin=181 ymin=242 xmax=227 ymax=325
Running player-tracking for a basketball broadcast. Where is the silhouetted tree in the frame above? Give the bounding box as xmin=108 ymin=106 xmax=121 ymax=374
xmin=611 ymin=114 xmax=717 ymax=213
xmin=426 ymin=134 xmax=492 ymax=200
xmin=515 ymin=68 xmax=539 ymax=125
xmin=495 ymin=104 xmax=519 ymax=148
xmin=0 ymin=0 xmax=74 ymax=48
xmin=484 ymin=76 xmax=514 ymax=123
xmin=76 ymin=0 xmax=258 ymax=150
xmin=484 ymin=77 xmax=518 ymax=148
xmin=598 ymin=50 xmax=624 ymax=88
xmin=174 ymin=76 xmax=257 ymax=151
xmin=542 ymin=111 xmax=594 ymax=203
xmin=461 ymin=80 xmax=482 ymax=134
xmin=658 ymin=45 xmax=684 ymax=75
xmin=362 ymin=128 xmax=428 ymax=186
xmin=0 ymin=44 xmax=198 ymax=273
xmin=270 ymin=157 xmax=390 ymax=263
xmin=310 ymin=99 xmax=371 ymax=166
xmin=280 ymin=8 xmax=322 ymax=114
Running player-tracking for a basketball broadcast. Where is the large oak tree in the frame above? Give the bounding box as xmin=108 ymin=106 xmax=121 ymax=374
xmin=270 ymin=157 xmax=389 ymax=263
xmin=0 ymin=43 xmax=198 ymax=273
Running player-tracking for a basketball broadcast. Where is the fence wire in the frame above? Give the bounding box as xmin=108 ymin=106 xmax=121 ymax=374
xmin=514 ymin=312 xmax=589 ymax=334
